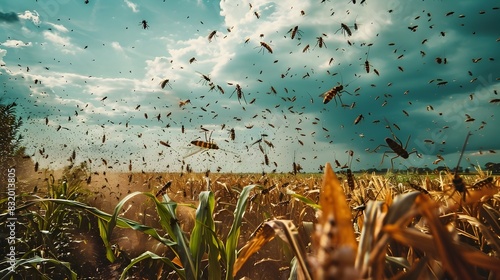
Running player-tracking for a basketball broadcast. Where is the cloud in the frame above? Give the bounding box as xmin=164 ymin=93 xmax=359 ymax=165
xmin=18 ymin=10 xmax=40 ymax=25
xmin=0 ymin=11 xmax=19 ymax=23
xmin=124 ymin=0 xmax=139 ymax=13
xmin=42 ymin=31 xmax=81 ymax=54
xmin=110 ymin=41 xmax=125 ymax=52
xmin=47 ymin=22 xmax=69 ymax=33
xmin=0 ymin=48 xmax=6 ymax=65
xmin=1 ymin=40 xmax=32 ymax=48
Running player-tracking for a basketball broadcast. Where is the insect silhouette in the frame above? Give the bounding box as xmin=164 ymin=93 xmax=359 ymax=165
xmin=320 ymin=84 xmax=345 ymax=105
xmin=471 ymin=177 xmax=494 ymax=189
xmin=371 ymin=119 xmax=419 ymax=169
xmin=184 ymin=130 xmax=219 ymax=158
xmin=140 ymin=20 xmax=149 ymax=29
xmin=288 ymin=26 xmax=303 ymax=40
xmin=208 ymin=30 xmax=217 ymax=42
xmin=362 ymin=47 xmax=373 ymax=73
xmin=315 ymin=35 xmax=327 ymax=48
xmin=258 ymin=41 xmax=273 ymax=54
xmin=319 ymin=75 xmax=357 ymax=105
xmin=408 ymin=182 xmax=431 ymax=196
xmin=264 ymin=154 xmax=269 ymax=166
xmin=292 ymin=151 xmax=299 ymax=175
xmin=228 ymin=128 xmax=235 ymax=141
xmin=302 ymin=44 xmax=310 ymax=53
xmin=191 ymin=132 xmax=219 ymax=150
xmin=354 ymin=114 xmax=364 ymax=125
xmin=344 ymin=150 xmax=355 ymax=191
xmin=197 ymin=72 xmax=211 ymax=85
xmin=155 ymin=181 xmax=172 ymax=198
xmin=159 ymin=140 xmax=171 ymax=147
xmin=230 ymin=83 xmax=247 ymax=104
xmin=449 ymin=132 xmax=472 ymax=202
xmin=159 ymin=79 xmax=172 ymax=89
xmin=336 ymin=23 xmax=353 ymax=36
xmin=179 ymin=99 xmax=191 ymax=108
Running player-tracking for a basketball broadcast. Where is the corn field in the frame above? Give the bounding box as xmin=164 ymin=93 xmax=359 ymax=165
xmin=1 ymin=163 xmax=500 ymax=279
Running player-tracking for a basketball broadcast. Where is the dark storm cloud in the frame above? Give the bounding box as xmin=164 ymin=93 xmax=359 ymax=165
xmin=0 ymin=11 xmax=19 ymax=23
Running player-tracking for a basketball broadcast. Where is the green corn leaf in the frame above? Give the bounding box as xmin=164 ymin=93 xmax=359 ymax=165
xmin=0 ymin=256 xmax=77 ymax=280
xmin=225 ymin=184 xmax=258 ymax=280
xmin=152 ymin=191 xmax=196 ymax=280
xmin=119 ymin=251 xmax=185 ymax=280
xmin=190 ymin=191 xmax=222 ymax=279
xmin=33 ymin=197 xmax=176 ymax=262
xmin=286 ymin=189 xmax=320 ymax=210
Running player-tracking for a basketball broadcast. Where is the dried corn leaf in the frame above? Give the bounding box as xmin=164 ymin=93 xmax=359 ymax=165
xmin=392 ymin=256 xmax=429 ymax=280
xmin=445 ymin=182 xmax=499 ymax=212
xmin=233 ymin=221 xmax=276 ymax=276
xmin=355 ymin=200 xmax=387 ymax=271
xmin=457 ymin=214 xmax=500 ymax=253
xmin=233 ymin=219 xmax=311 ymax=280
xmin=311 ymin=162 xmax=359 ymax=279
xmin=415 ymin=195 xmax=479 ymax=280
xmin=364 ymin=192 xmax=420 ymax=279
xmin=317 ymin=162 xmax=357 ymax=250
xmin=481 ymin=204 xmax=500 ymax=236
xmin=386 ymin=226 xmax=500 ymax=274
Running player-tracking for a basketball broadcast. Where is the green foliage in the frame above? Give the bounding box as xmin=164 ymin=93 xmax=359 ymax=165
xmin=0 ymin=256 xmax=77 ymax=280
xmin=25 ymin=183 xmax=259 ymax=279
xmin=224 ymin=184 xmax=257 ymax=280
xmin=0 ymin=100 xmax=23 ymax=180
xmin=0 ymin=167 xmax=91 ymax=279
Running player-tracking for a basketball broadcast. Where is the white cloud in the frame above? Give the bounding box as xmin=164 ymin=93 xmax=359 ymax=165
xmin=1 ymin=40 xmax=32 ymax=48
xmin=42 ymin=31 xmax=80 ymax=54
xmin=18 ymin=10 xmax=40 ymax=25
xmin=46 ymin=22 xmax=69 ymax=33
xmin=111 ymin=41 xmax=124 ymax=52
xmin=0 ymin=48 xmax=6 ymax=65
xmin=124 ymin=0 xmax=139 ymax=13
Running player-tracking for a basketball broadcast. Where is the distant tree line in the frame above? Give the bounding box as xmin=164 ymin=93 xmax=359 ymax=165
xmin=361 ymin=163 xmax=500 ymax=174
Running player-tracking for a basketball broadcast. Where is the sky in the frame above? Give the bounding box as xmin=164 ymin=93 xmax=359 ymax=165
xmin=0 ymin=0 xmax=498 ymax=174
